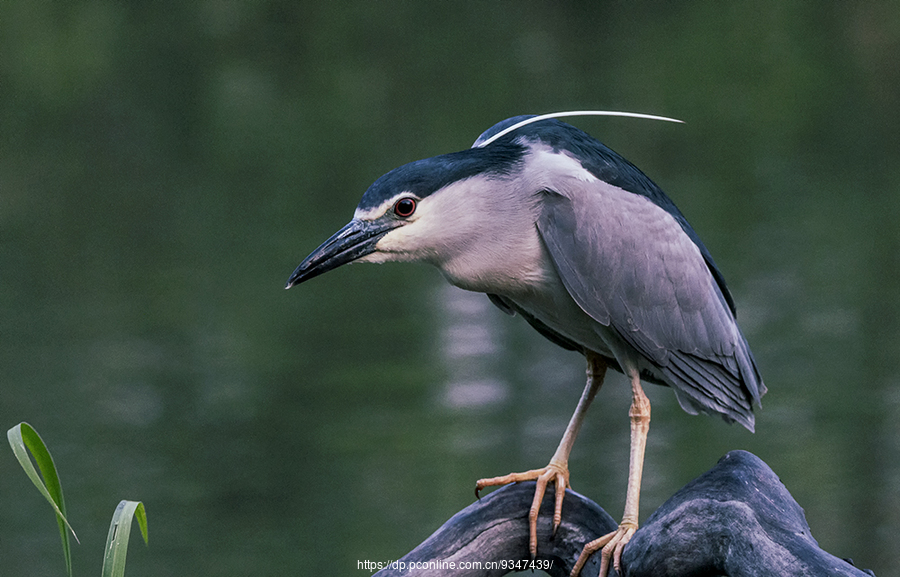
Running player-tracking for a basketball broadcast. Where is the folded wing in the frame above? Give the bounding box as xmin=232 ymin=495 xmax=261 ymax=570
xmin=536 ymin=180 xmax=765 ymax=430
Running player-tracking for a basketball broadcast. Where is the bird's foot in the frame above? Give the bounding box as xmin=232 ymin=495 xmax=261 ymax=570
xmin=475 ymin=460 xmax=569 ymax=558
xmin=570 ymin=521 xmax=636 ymax=577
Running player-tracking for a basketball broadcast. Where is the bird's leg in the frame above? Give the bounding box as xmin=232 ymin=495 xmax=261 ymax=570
xmin=571 ymin=372 xmax=650 ymax=577
xmin=476 ymin=353 xmax=608 ymax=558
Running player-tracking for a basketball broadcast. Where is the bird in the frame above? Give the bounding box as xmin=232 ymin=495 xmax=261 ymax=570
xmin=285 ymin=111 xmax=765 ymax=576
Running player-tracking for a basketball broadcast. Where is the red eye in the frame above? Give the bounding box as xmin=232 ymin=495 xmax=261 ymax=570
xmin=393 ymin=198 xmax=417 ymax=217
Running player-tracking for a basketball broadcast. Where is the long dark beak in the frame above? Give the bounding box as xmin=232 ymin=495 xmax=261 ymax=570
xmin=285 ymin=218 xmax=398 ymax=288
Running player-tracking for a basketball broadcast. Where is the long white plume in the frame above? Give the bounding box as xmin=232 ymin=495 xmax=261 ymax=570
xmin=474 ymin=110 xmax=684 ymax=148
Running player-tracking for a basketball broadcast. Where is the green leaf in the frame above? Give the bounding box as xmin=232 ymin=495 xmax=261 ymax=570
xmin=6 ymin=422 xmax=78 ymax=577
xmin=102 ymin=500 xmax=149 ymax=577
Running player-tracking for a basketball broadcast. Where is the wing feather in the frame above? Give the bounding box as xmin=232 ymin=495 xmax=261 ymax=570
xmin=536 ymin=179 xmax=765 ymax=428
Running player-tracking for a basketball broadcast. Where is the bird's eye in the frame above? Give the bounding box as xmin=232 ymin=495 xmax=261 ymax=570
xmin=393 ymin=198 xmax=417 ymax=218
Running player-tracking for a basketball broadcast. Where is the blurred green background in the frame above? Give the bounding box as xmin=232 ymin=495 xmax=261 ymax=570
xmin=2 ymin=1 xmax=898 ymax=575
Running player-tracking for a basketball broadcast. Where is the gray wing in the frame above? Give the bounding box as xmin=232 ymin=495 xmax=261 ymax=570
xmin=536 ymin=181 xmax=765 ymax=430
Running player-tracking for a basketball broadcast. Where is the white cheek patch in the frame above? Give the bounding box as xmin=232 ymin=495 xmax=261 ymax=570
xmin=370 ymin=213 xmax=430 ymax=258
xmin=362 ymin=185 xmax=461 ymax=262
xmin=346 ymin=191 xmax=442 ymax=263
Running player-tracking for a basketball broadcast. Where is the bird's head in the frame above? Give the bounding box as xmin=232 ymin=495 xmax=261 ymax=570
xmin=285 ymin=136 xmax=528 ymax=289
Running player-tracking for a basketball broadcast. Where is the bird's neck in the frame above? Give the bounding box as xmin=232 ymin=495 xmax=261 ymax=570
xmin=436 ymin=234 xmax=553 ymax=296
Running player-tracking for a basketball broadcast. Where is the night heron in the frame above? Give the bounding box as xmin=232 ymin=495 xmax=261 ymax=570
xmin=285 ymin=112 xmax=765 ymax=576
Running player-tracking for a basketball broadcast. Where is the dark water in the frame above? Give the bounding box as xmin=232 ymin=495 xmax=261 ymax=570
xmin=2 ymin=2 xmax=898 ymax=576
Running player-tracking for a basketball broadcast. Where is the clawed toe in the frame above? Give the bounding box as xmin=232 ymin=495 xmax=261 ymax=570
xmin=570 ymin=522 xmax=636 ymax=577
xmin=475 ymin=461 xmax=569 ymax=557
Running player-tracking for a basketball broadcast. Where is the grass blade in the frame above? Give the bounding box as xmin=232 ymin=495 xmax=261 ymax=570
xmin=6 ymin=422 xmax=78 ymax=577
xmin=102 ymin=500 xmax=149 ymax=577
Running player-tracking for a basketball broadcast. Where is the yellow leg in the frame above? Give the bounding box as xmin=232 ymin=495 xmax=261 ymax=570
xmin=476 ymin=353 xmax=608 ymax=557
xmin=571 ymin=372 xmax=650 ymax=577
